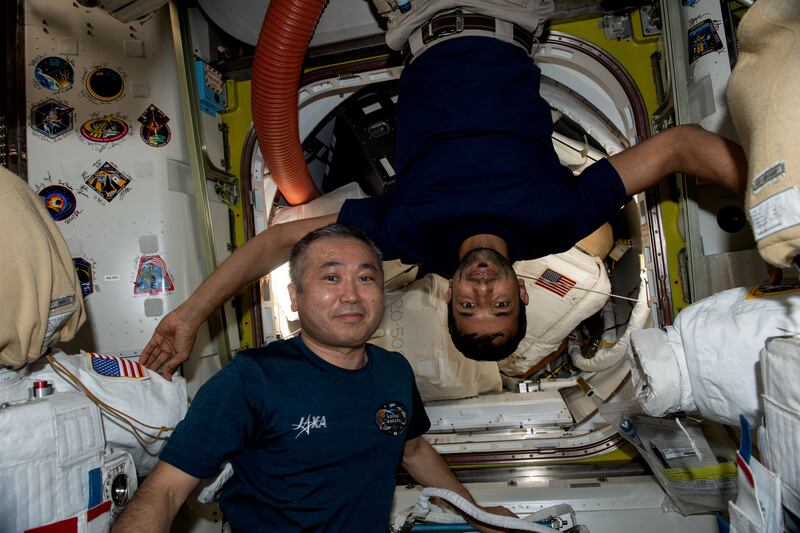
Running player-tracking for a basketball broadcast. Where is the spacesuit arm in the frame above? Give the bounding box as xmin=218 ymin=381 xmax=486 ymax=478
xmin=140 ymin=213 xmax=338 ymax=379
xmin=112 ymin=461 xmax=200 ymax=533
xmin=401 ymin=437 xmax=516 ymax=532
xmin=609 ymin=124 xmax=747 ymax=196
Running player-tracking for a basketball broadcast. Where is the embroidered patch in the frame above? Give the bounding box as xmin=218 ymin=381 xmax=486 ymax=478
xmin=34 ymin=56 xmax=74 ymax=92
xmin=84 ymin=161 xmax=131 ymax=203
xmin=80 ymin=115 xmax=129 ymax=144
xmin=87 ymin=352 xmax=147 ymax=379
xmin=375 ymin=402 xmax=407 ymax=436
xmin=45 ymin=296 xmax=77 ymax=346
xmin=35 ymin=178 xmax=82 ymax=223
xmin=688 ymin=18 xmax=724 ymax=63
xmin=534 ymin=268 xmax=576 ymax=297
xmin=752 ymin=161 xmax=785 ymax=195
xmin=138 ymin=104 xmax=171 ymax=147
xmin=84 ymin=66 xmax=125 ymax=102
xmin=746 ymin=285 xmax=800 ymax=300
xmin=39 ymin=184 xmax=77 ymax=222
xmin=31 ymin=98 xmax=74 ymax=141
xmin=134 ymin=255 xmax=174 ymax=296
xmin=73 ymin=257 xmax=95 ymax=297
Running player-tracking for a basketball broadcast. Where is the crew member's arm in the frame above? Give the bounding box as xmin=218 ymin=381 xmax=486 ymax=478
xmin=140 ymin=213 xmax=337 ymax=379
xmin=401 ymin=436 xmax=515 ymax=533
xmin=112 ymin=461 xmax=200 ymax=533
xmin=609 ymin=124 xmax=748 ymax=197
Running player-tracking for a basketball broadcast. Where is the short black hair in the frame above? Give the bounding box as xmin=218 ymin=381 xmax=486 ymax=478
xmin=289 ymin=223 xmax=383 ymax=292
xmin=446 ymin=293 xmax=527 ymax=361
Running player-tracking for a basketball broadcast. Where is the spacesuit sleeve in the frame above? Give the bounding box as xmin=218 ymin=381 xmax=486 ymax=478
xmin=406 ymin=381 xmax=431 ymax=440
xmin=159 ymin=356 xmax=264 ymax=479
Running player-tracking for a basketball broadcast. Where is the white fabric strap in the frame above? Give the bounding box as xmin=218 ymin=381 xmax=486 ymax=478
xmin=407 ymin=27 xmax=426 ymax=58
xmin=494 ymin=18 xmax=515 ymax=44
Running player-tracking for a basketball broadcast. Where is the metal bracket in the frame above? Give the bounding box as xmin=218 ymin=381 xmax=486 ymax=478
xmin=213 ymin=179 xmax=239 ymax=206
xmin=640 ymin=5 xmax=662 ymax=37
xmin=602 ymin=14 xmax=632 ymax=41
xmin=218 ymin=121 xmax=231 ymax=171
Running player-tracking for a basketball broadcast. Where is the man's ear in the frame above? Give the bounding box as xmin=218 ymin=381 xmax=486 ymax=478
xmin=518 ymin=277 xmax=529 ymax=305
xmin=288 ymin=283 xmax=299 ymax=312
xmin=445 ymin=278 xmax=453 ymax=303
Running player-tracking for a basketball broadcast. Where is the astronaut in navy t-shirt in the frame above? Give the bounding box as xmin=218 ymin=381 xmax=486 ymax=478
xmin=116 ymin=224 xmax=514 ymax=532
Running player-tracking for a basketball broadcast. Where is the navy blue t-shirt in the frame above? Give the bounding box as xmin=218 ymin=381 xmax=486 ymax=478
xmin=338 ymin=36 xmax=628 ymax=276
xmin=160 ymin=337 xmax=430 ymax=532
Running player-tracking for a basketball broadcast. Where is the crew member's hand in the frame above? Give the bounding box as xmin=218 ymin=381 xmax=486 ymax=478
xmin=471 ymin=505 xmax=519 ymax=533
xmin=139 ymin=306 xmax=199 ymax=381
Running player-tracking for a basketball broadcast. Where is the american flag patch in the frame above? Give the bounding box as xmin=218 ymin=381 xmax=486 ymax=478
xmin=88 ymin=352 xmax=147 ymax=379
xmin=535 ymin=268 xmax=576 ymax=297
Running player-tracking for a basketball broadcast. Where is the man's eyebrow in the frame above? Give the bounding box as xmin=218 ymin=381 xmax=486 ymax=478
xmin=456 ymin=311 xmax=511 ymax=318
xmin=319 ymin=261 xmax=379 ymax=270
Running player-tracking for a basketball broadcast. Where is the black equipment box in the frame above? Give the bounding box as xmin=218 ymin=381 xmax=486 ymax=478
xmin=323 ymin=80 xmax=399 ymax=196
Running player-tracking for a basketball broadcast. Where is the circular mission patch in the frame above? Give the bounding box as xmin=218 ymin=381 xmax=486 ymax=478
xmin=374 ymin=402 xmax=408 ymax=436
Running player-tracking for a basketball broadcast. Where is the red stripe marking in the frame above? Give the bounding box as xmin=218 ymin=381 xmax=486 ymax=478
xmin=87 ymin=500 xmax=112 ymax=521
xmin=25 ymin=517 xmax=78 ymax=533
xmin=736 ymin=452 xmax=755 ymax=488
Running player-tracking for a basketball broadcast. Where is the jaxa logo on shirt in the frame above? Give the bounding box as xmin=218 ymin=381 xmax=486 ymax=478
xmin=375 ymin=402 xmax=408 ymax=436
xmin=292 ymin=414 xmax=327 ymax=439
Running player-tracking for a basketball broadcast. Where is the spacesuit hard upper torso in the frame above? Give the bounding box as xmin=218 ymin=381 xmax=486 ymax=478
xmin=337 ymin=37 xmax=628 ymax=276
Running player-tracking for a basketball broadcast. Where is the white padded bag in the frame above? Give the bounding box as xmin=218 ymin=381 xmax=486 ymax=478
xmin=370 ymin=274 xmax=503 ymax=401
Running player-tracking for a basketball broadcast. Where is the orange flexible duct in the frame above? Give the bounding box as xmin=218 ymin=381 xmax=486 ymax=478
xmin=251 ymin=0 xmax=324 ymax=205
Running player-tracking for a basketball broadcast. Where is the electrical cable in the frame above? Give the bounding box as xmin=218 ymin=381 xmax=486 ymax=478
xmin=414 ymin=487 xmax=574 ymax=532
xmin=46 ymin=355 xmax=175 ymax=446
xmin=516 ymin=273 xmax=640 ymax=302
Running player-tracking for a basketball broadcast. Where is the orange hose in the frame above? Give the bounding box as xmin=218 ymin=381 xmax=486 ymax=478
xmin=251 ymin=0 xmax=324 ymax=205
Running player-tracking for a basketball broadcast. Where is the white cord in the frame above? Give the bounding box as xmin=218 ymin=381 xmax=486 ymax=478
xmin=570 ymin=274 xmax=650 ymax=372
xmin=675 ymin=418 xmax=704 ymax=462
xmin=516 ymin=272 xmax=640 ymax=302
xmin=415 ymin=487 xmax=570 ymax=532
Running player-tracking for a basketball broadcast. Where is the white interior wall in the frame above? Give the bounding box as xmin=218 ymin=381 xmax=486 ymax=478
xmin=24 ymin=1 xmax=225 ymax=366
